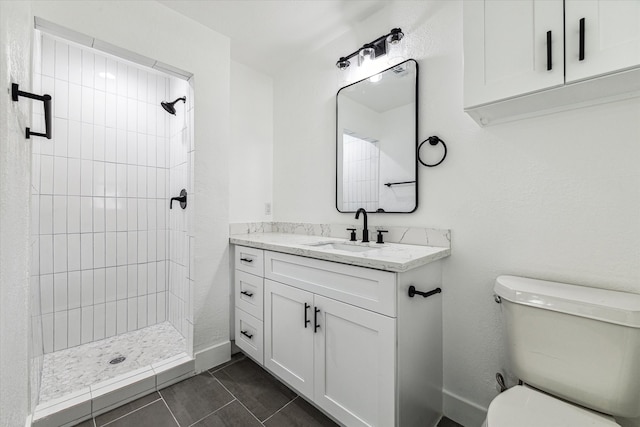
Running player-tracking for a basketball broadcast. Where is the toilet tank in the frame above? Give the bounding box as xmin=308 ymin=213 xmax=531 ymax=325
xmin=495 ymin=275 xmax=640 ymax=418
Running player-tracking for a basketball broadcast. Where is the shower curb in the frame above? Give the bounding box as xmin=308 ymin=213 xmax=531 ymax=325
xmin=31 ymin=354 xmax=194 ymax=427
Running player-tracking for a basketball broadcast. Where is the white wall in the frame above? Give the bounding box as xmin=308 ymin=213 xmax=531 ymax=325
xmin=273 ymin=1 xmax=640 ymax=425
xmin=0 ymin=2 xmax=33 ymax=425
xmin=229 ymin=61 xmax=273 ymax=223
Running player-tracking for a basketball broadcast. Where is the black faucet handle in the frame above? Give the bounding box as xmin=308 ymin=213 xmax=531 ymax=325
xmin=170 ymin=189 xmax=188 ymax=209
xmin=346 ymin=228 xmax=357 ymax=242
xmin=376 ymin=229 xmax=388 ymax=244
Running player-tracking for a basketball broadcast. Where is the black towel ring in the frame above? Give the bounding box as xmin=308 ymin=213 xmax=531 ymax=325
xmin=418 ymin=136 xmax=447 ymax=167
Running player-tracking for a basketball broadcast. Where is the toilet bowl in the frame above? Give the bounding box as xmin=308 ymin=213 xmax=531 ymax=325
xmin=485 ymin=275 xmax=640 ymax=427
xmin=482 ymin=385 xmax=619 ymax=427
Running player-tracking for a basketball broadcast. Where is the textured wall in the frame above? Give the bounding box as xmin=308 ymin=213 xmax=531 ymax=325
xmin=272 ymin=2 xmax=640 ymax=426
xmin=0 ymin=1 xmax=33 ymax=425
xmin=229 ymin=61 xmax=273 ymax=223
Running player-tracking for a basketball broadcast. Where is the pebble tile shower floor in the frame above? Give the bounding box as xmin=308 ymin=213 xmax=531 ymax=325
xmin=72 ymin=353 xmax=464 ymax=427
xmin=40 ymin=322 xmax=185 ymax=403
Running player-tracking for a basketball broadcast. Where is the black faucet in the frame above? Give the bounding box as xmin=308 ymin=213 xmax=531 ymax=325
xmin=355 ymin=208 xmax=369 ymax=243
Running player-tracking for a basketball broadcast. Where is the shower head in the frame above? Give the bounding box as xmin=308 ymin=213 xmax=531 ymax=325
xmin=161 ymin=96 xmax=186 ymax=115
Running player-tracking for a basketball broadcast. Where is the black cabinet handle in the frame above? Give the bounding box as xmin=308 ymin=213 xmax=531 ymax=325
xmin=546 ymin=31 xmax=552 ymax=71
xmin=579 ymin=18 xmax=585 ymax=61
xmin=240 ymin=257 xmax=253 ymax=263
xmin=240 ymin=330 xmax=253 ymax=339
xmin=304 ymin=303 xmax=310 ymax=328
xmin=240 ymin=290 xmax=253 ymax=298
xmin=314 ymin=307 xmax=320 ymax=333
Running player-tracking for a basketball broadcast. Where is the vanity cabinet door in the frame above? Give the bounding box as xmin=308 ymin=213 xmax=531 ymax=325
xmin=565 ymin=0 xmax=640 ymax=83
xmin=313 ymin=294 xmax=396 ymax=427
xmin=464 ymin=0 xmax=564 ymax=108
xmin=264 ymin=279 xmax=315 ymax=399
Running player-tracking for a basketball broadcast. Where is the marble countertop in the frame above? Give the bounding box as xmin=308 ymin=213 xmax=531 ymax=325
xmin=229 ymin=232 xmax=450 ymax=272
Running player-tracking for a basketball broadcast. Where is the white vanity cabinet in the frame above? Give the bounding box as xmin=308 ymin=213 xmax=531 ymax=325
xmin=232 ymin=245 xmax=443 ymax=427
xmin=233 ymin=246 xmax=265 ymax=364
xmin=464 ymin=0 xmax=640 ymax=125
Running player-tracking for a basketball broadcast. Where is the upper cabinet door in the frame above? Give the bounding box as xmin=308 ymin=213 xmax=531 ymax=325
xmin=464 ymin=0 xmax=564 ymax=108
xmin=565 ymin=0 xmax=640 ymax=83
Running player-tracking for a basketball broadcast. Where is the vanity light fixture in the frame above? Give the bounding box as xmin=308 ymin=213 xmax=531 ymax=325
xmin=335 ymin=28 xmax=404 ymax=69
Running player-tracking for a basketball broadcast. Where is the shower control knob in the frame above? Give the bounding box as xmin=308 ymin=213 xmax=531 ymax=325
xmin=170 ymin=189 xmax=188 ymax=210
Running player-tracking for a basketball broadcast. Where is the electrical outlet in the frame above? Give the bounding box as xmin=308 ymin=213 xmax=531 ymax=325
xmin=265 ymin=202 xmax=271 ymax=215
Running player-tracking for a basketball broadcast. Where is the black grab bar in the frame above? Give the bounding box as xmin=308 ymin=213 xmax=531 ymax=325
xmin=11 ymin=83 xmax=52 ymax=139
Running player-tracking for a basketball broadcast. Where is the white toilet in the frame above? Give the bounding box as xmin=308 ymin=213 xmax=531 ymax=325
xmin=483 ymin=275 xmax=640 ymax=427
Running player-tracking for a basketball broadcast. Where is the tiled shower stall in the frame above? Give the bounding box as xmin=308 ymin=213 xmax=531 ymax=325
xmin=29 ymin=31 xmax=194 ymax=410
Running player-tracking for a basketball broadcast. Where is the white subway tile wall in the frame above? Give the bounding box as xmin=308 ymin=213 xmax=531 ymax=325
xmin=342 ymin=134 xmax=380 ymax=212
xmin=167 ymin=77 xmax=193 ymax=341
xmin=30 ymin=40 xmax=45 ymax=404
xmin=33 ymin=34 xmax=178 ymax=353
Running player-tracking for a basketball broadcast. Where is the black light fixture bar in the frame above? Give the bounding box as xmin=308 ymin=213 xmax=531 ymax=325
xmin=336 ymin=28 xmax=404 ymax=69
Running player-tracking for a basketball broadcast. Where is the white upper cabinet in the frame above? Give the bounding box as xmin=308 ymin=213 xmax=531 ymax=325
xmin=464 ymin=0 xmax=564 ymax=108
xmin=565 ymin=0 xmax=640 ymax=83
xmin=464 ymin=0 xmax=640 ymax=125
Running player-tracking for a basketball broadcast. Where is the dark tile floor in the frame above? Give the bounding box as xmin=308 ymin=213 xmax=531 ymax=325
xmin=74 ymin=353 xmax=464 ymax=427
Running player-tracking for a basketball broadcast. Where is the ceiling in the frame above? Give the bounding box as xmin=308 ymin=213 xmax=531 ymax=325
xmin=341 ymin=61 xmax=416 ymax=113
xmin=159 ymin=0 xmax=389 ymax=76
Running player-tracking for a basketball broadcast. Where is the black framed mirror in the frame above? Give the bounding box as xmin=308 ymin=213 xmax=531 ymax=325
xmin=336 ymin=59 xmax=418 ymax=213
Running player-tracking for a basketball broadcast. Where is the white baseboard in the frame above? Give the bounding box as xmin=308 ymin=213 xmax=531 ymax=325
xmin=194 ymin=340 xmax=231 ymax=373
xmin=443 ymin=389 xmax=487 ymax=427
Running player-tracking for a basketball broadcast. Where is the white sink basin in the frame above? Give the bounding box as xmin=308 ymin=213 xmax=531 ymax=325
xmin=305 ymin=242 xmax=377 ymax=253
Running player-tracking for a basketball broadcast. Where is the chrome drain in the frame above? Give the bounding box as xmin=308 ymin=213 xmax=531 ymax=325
xmin=109 ymin=356 xmax=126 ymax=365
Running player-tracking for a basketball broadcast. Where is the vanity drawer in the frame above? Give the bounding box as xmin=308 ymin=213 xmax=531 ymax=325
xmin=235 ymin=308 xmax=264 ymax=365
xmin=235 ymin=246 xmax=264 ymax=276
xmin=235 ymin=270 xmax=264 ymax=320
xmin=264 ymin=251 xmax=396 ymax=317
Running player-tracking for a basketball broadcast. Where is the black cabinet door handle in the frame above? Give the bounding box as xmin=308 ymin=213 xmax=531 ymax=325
xmin=546 ymin=31 xmax=552 ymax=71
xmin=579 ymin=18 xmax=585 ymax=61
xmin=240 ymin=330 xmax=253 ymax=339
xmin=304 ymin=303 xmax=310 ymax=328
xmin=240 ymin=290 xmax=253 ymax=298
xmin=314 ymin=307 xmax=320 ymax=333
xmin=240 ymin=257 xmax=253 ymax=263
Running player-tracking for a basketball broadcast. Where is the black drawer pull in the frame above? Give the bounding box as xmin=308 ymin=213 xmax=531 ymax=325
xmin=546 ymin=30 xmax=552 ymax=71
xmin=314 ymin=307 xmax=320 ymax=333
xmin=240 ymin=290 xmax=254 ymax=297
xmin=304 ymin=303 xmax=310 ymax=328
xmin=579 ymin=18 xmax=585 ymax=61
xmin=240 ymin=330 xmax=253 ymax=339
xmin=240 ymin=257 xmax=253 ymax=263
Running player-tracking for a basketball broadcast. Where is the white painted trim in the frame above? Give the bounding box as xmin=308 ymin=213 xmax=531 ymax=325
xmin=25 ymin=414 xmax=32 ymax=427
xmin=194 ymin=341 xmax=231 ymax=373
xmin=443 ymin=388 xmax=487 ymax=427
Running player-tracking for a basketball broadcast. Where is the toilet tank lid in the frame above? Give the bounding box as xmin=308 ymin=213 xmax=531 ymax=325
xmin=487 ymin=386 xmax=619 ymax=427
xmin=494 ymin=275 xmax=640 ymax=328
